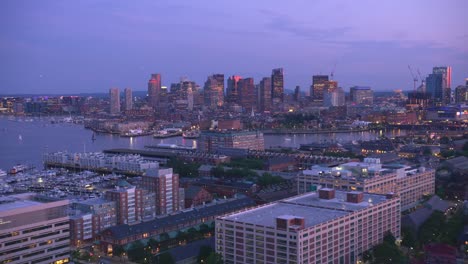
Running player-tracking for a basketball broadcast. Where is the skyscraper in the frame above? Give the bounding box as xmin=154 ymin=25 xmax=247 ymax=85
xmin=204 ymin=74 xmax=224 ymax=108
xmin=148 ymin=73 xmax=161 ymax=108
xmin=427 ymin=66 xmax=452 ymax=105
xmin=350 ymin=86 xmax=373 ymax=105
xmin=238 ymin=77 xmax=256 ymax=111
xmin=109 ymin=88 xmax=120 ymax=115
xmin=426 ymin=73 xmax=444 ymax=105
xmin=324 ymin=87 xmax=345 ymax=107
xmin=294 ymin=85 xmax=300 ymax=101
xmin=259 ymin=77 xmax=272 ymax=112
xmin=227 ymin=75 xmax=242 ymax=104
xmin=455 ymin=85 xmax=468 ymax=103
xmin=124 ymin=87 xmax=133 ymax=111
xmin=311 ymin=75 xmax=329 ymax=101
xmin=271 ymin=68 xmax=284 ymax=104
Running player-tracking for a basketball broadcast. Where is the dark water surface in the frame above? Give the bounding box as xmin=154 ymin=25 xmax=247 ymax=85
xmin=0 ymin=116 xmax=405 ymax=170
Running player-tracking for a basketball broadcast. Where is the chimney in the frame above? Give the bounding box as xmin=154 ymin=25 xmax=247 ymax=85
xmin=346 ymin=191 xmax=364 ymax=203
xmin=318 ymin=188 xmax=335 ymax=200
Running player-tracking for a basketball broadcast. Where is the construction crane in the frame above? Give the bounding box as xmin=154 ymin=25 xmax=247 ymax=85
xmin=330 ymin=63 xmax=337 ymax=80
xmin=407 ymin=65 xmax=418 ymax=91
xmin=417 ymin=69 xmax=425 ymax=84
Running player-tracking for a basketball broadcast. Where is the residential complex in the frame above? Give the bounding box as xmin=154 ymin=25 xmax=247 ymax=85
xmin=0 ymin=193 xmax=70 ymax=264
xmin=140 ymin=167 xmax=180 ymax=215
xmin=216 ymin=189 xmax=400 ymax=264
xmin=43 ymin=152 xmax=159 ymax=174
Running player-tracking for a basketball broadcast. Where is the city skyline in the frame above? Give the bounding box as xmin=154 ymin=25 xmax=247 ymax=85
xmin=1 ymin=0 xmax=467 ymax=94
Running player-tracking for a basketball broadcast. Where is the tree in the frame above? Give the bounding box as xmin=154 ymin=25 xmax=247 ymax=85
xmin=155 ymin=252 xmax=175 ymax=264
xmin=211 ymin=165 xmax=225 ymax=178
xmin=127 ymin=241 xmax=152 ymax=263
xmin=159 ymin=232 xmax=170 ymax=241
xmin=199 ymin=223 xmax=210 ymax=235
xmin=71 ymin=250 xmax=81 ymax=260
xmin=401 ymin=227 xmax=417 ymax=248
xmin=205 ymin=252 xmax=223 ymax=264
xmin=197 ymin=245 xmax=214 ymax=263
xmin=113 ymin=245 xmax=125 ymax=257
xmin=147 ymin=237 xmax=159 ymax=250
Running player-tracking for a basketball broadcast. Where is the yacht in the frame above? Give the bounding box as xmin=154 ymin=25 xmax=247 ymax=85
xmin=10 ymin=165 xmax=29 ymax=174
xmin=182 ymin=130 xmax=200 ymax=139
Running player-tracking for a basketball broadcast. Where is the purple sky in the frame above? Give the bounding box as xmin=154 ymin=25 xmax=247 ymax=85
xmin=1 ymin=0 xmax=467 ymax=94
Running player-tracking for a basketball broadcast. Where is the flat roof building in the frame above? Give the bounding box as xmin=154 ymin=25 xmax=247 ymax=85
xmin=297 ymin=158 xmax=435 ymax=211
xmin=216 ymin=189 xmax=400 ymax=264
xmin=0 ymin=193 xmax=70 ymax=264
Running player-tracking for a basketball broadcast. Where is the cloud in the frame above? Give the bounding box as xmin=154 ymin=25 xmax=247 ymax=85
xmin=261 ymin=11 xmax=351 ymax=41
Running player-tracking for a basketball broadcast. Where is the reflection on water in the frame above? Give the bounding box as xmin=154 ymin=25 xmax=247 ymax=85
xmin=0 ymin=116 xmax=405 ymax=170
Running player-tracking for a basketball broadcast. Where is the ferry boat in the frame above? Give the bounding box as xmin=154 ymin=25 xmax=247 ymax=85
xmin=153 ymin=128 xmax=183 ymax=138
xmin=9 ymin=165 xmax=29 ymax=174
xmin=182 ymin=130 xmax=200 ymax=139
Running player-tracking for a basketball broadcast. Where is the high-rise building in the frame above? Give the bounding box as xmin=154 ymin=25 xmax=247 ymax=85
xmin=259 ymin=77 xmax=272 ymax=112
xmin=238 ymin=77 xmax=256 ymax=111
xmin=124 ymin=87 xmax=133 ymax=111
xmin=227 ymin=75 xmax=242 ymax=104
xmin=141 ymin=167 xmax=180 ymax=215
xmin=198 ymin=130 xmax=265 ymax=153
xmin=216 ymin=189 xmax=400 ymax=264
xmin=350 ymin=86 xmax=373 ymax=105
xmin=433 ymin=66 xmax=452 ymax=89
xmin=0 ymin=193 xmax=70 ymax=264
xmin=324 ymin=87 xmax=345 ymax=107
xmin=426 ymin=73 xmax=444 ymax=105
xmin=105 ymin=182 xmax=141 ymax=225
xmin=311 ymin=75 xmax=329 ymax=101
xmin=427 ymin=67 xmax=452 ymax=105
xmin=271 ymin=68 xmax=284 ymax=104
xmin=109 ymin=88 xmax=120 ymax=115
xmin=294 ymin=85 xmax=300 ymax=101
xmin=148 ymin=73 xmax=162 ymax=108
xmin=455 ymin=85 xmax=468 ymax=103
xmin=204 ymin=74 xmax=224 ymax=108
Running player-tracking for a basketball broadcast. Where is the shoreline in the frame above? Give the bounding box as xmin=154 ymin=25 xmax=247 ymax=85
xmin=261 ymin=128 xmax=374 ymax=135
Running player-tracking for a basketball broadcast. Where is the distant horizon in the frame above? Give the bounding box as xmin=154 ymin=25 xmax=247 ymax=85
xmin=1 ymin=1 xmax=467 ymax=94
xmin=0 ymin=88 xmax=410 ymax=98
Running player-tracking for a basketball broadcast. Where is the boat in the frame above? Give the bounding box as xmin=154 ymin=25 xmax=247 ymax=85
xmin=182 ymin=130 xmax=200 ymax=139
xmin=120 ymin=129 xmax=153 ymax=137
xmin=9 ymin=165 xmax=29 ymax=174
xmin=153 ymin=128 xmax=183 ymax=138
xmin=0 ymin=170 xmax=7 ymax=177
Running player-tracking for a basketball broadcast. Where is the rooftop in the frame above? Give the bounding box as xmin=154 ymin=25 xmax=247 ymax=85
xmin=220 ymin=190 xmax=390 ymax=229
xmin=0 ymin=197 xmax=42 ymax=211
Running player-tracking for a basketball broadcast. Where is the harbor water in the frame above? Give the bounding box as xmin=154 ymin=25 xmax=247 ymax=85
xmin=0 ymin=116 xmax=405 ymax=170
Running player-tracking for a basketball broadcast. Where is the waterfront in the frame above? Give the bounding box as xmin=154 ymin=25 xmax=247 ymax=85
xmin=0 ymin=116 xmax=405 ymax=170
